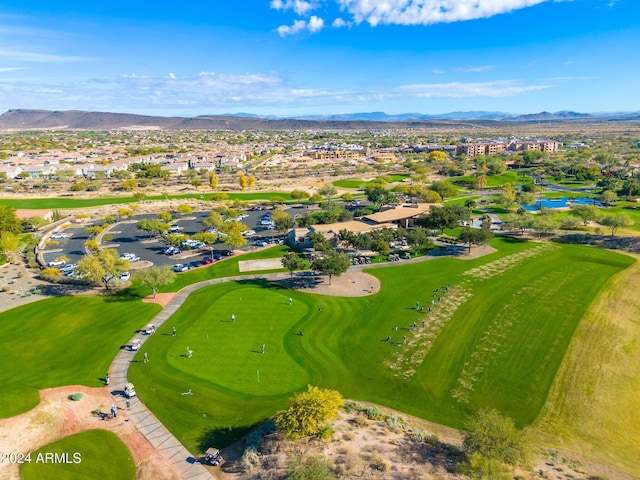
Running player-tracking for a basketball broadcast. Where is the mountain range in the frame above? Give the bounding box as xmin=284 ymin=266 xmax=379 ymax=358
xmin=0 ymin=109 xmax=639 ymax=131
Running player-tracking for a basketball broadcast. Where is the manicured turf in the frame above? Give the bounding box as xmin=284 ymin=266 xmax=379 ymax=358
xmin=332 ymin=174 xmax=409 ymax=189
xmin=153 ymin=244 xmax=292 ymax=293
xmin=129 ymin=238 xmax=634 ymax=453
xmin=0 ymin=191 xmax=294 ymax=210
xmin=450 ymin=171 xmax=531 ymax=187
xmin=20 ymin=430 xmax=135 ymax=480
xmin=0 ymin=296 xmax=160 ymax=418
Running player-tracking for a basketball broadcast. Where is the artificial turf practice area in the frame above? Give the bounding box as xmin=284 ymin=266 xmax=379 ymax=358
xmin=20 ymin=430 xmax=135 ymax=480
xmin=128 ymin=238 xmax=635 ymax=454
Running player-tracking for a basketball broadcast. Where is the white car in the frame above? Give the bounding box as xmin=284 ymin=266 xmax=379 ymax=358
xmin=120 ymin=272 xmax=131 ymax=281
xmin=241 ymin=230 xmax=256 ymax=237
xmin=51 ymin=232 xmax=67 ymax=239
xmin=168 ymin=225 xmax=184 ymax=233
xmin=48 ymin=260 xmax=67 ymax=267
xmin=172 ymin=263 xmax=188 ymax=272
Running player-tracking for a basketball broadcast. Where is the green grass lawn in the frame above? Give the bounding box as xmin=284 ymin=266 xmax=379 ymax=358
xmin=20 ymin=430 xmax=135 ymax=480
xmin=150 ymin=245 xmax=292 ymax=293
xmin=451 ymin=171 xmax=532 ymax=188
xmin=0 ymin=191 xmax=294 ymax=210
xmin=332 ymin=174 xmax=409 ymax=189
xmin=0 ymin=297 xmax=160 ymax=418
xmin=129 ymin=238 xmax=634 ymax=453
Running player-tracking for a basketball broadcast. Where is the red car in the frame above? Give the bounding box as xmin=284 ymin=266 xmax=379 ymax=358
xmin=202 ymin=257 xmax=214 ymax=265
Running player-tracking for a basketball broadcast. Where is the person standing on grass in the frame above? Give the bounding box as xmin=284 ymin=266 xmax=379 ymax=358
xmin=289 ymin=297 xmax=292 ymax=306
xmin=262 ymin=344 xmax=266 ymax=354
xmin=232 ymin=314 xmax=235 ymax=323
xmin=143 ymin=352 xmax=149 ymax=363
xmin=172 ymin=326 xmax=176 ymax=336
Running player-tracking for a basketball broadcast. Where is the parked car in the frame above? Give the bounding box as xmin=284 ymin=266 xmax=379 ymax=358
xmin=120 ymin=271 xmax=131 ymax=281
xmin=48 ymin=260 xmax=66 ymax=267
xmin=172 ymin=263 xmax=188 ymax=272
xmin=202 ymin=257 xmax=214 ymax=265
xmin=162 ymin=246 xmax=181 ymax=255
xmin=124 ymin=382 xmax=136 ymax=398
xmin=255 ymin=240 xmax=265 ymax=247
xmin=168 ymin=225 xmax=184 ymax=232
xmin=51 ymin=232 xmax=67 ymax=239
xmin=203 ymin=448 xmax=223 ymax=466
xmin=241 ymin=230 xmax=256 ymax=237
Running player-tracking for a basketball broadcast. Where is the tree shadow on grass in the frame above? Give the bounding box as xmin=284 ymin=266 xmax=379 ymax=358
xmin=196 ymin=425 xmax=252 ymax=455
xmin=103 ymin=286 xmax=145 ymax=303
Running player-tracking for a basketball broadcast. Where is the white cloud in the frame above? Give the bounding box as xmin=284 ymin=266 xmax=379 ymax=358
xmin=270 ymin=0 xmax=318 ymax=15
xmin=332 ymin=17 xmax=351 ymax=28
xmin=432 ymin=69 xmax=445 ymax=74
xmin=277 ymin=19 xmax=308 ymax=36
xmin=168 ymin=72 xmax=177 ymax=79
xmin=391 ymin=80 xmax=549 ymax=98
xmin=0 ymin=71 xmax=551 ymax=114
xmin=277 ymin=16 xmax=324 ymax=36
xmin=0 ymin=67 xmax=27 ymax=73
xmin=456 ymin=65 xmax=495 ymax=72
xmin=277 ymin=0 xmax=551 ymax=27
xmin=0 ymin=49 xmax=92 ymax=63
xmin=308 ymin=16 xmax=325 ymax=32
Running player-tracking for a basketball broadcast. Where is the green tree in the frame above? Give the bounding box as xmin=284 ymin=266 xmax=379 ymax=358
xmin=416 ymin=205 xmax=466 ymax=233
xmin=0 ymin=231 xmax=20 ymax=263
xmin=121 ymin=179 xmax=138 ymax=191
xmin=517 ymin=191 xmax=536 ymax=206
xmin=459 ymin=227 xmax=493 ymax=252
xmin=76 ymin=248 xmax=130 ymax=290
xmin=499 ymin=183 xmax=517 ymax=210
xmin=0 ymin=205 xmax=23 ymax=234
xmin=456 ymin=452 xmax=511 ymax=480
xmin=318 ymin=183 xmax=338 ymax=203
xmin=600 ymin=189 xmax=618 ymax=207
xmin=202 ymin=211 xmax=224 ymax=230
xmin=570 ymin=204 xmax=599 ymax=226
xmin=463 ymin=408 xmax=529 ymax=466
xmin=177 ymin=204 xmax=193 ymax=216
xmin=291 ymin=189 xmax=311 ymax=201
xmin=282 ymin=252 xmax=305 ymax=278
xmin=192 ymin=231 xmax=218 ymax=257
xmin=600 ymin=214 xmax=632 ymax=236
xmin=371 ymin=238 xmax=391 ymax=257
xmin=136 ymin=218 xmax=169 ymax=237
xmin=364 ymin=184 xmax=397 ymax=205
xmin=271 ymin=208 xmax=295 ymax=234
xmin=157 ymin=211 xmax=173 ymax=223
xmin=531 ymin=212 xmax=559 ymax=238
xmin=310 ymin=250 xmax=351 ymax=285
xmin=208 ymin=171 xmax=219 ymax=189
xmin=275 ymin=385 xmax=343 ymax=439
xmin=429 ymin=180 xmax=460 ymax=199
xmin=135 ymin=265 xmax=176 ymax=298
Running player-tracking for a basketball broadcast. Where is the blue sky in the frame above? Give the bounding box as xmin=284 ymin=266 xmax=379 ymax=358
xmin=0 ymin=0 xmax=637 ymax=117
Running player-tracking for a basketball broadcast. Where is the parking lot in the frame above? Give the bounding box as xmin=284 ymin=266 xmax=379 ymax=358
xmin=41 ymin=208 xmax=294 ymax=272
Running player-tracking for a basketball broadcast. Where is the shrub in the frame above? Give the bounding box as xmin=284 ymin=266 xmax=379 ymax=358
xmin=275 ymin=385 xmax=343 ymax=439
xmin=2 ymin=286 xmax=10 ymax=292
xmin=69 ymin=393 xmax=83 ymax=401
xmin=352 ymin=415 xmax=368 ymax=427
xmin=318 ymin=424 xmax=335 ymax=441
xmin=287 ymin=455 xmax=337 ymax=480
xmin=362 ymin=406 xmax=384 ymax=421
xmin=239 ymin=447 xmax=260 ymax=473
xmin=91 ymin=409 xmax=101 ymax=416
xmin=370 ymin=454 xmax=390 ymax=472
xmin=410 ymin=427 xmax=426 ymax=443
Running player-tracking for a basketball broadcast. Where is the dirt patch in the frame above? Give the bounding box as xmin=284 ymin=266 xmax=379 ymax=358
xmin=0 ymin=386 xmax=180 ymax=480
xmin=142 ymin=292 xmax=177 ymax=309
xmin=238 ymin=258 xmax=283 ymax=272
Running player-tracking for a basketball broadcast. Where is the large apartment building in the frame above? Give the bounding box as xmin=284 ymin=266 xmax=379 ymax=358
xmin=456 ymin=140 xmax=558 ymax=157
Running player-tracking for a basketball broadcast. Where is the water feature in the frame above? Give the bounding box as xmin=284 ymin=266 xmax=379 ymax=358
xmin=522 ymin=197 xmax=602 ymax=211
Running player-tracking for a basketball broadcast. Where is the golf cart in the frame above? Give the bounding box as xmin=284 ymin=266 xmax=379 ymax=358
xmin=129 ymin=339 xmax=141 ymax=351
xmin=203 ymin=447 xmax=223 ymax=466
xmin=124 ymin=383 xmax=136 ymax=398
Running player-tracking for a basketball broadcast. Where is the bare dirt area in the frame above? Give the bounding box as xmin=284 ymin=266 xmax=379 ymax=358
xmin=213 ymin=402 xmax=619 ymax=480
xmin=142 ymin=292 xmax=176 ymax=309
xmin=0 ymin=386 xmax=180 ymax=480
